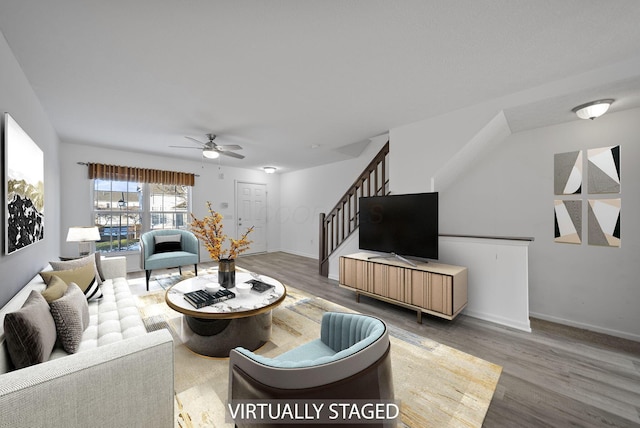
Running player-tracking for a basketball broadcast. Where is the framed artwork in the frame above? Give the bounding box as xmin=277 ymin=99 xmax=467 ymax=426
xmin=588 ymin=199 xmax=620 ymax=247
xmin=587 ymin=146 xmax=620 ymax=194
xmin=554 ymin=200 xmax=582 ymax=244
xmin=3 ymin=113 xmax=45 ymax=254
xmin=554 ymin=150 xmax=582 ymax=195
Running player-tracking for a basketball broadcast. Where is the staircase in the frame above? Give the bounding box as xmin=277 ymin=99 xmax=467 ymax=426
xmin=318 ymin=141 xmax=390 ymax=276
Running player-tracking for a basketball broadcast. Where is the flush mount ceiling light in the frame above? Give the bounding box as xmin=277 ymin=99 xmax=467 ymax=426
xmin=263 ymin=166 xmax=277 ymax=174
xmin=572 ymin=99 xmax=614 ymax=120
xmin=202 ymin=149 xmax=220 ymax=159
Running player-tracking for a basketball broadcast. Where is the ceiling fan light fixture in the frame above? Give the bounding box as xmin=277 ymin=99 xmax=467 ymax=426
xmin=203 ymin=149 xmax=220 ymax=159
xmin=572 ymin=99 xmax=614 ymax=120
xmin=263 ymin=166 xmax=277 ymax=174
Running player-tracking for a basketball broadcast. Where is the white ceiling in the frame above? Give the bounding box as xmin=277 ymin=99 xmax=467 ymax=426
xmin=1 ymin=1 xmax=640 ymax=172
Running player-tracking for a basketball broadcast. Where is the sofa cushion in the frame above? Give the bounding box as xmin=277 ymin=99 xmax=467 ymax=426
xmin=3 ymin=291 xmax=57 ymax=369
xmin=40 ymin=275 xmax=68 ymax=303
xmin=50 ymin=253 xmax=103 ymax=285
xmin=153 ymin=234 xmax=182 ymax=253
xmin=49 ymin=283 xmax=90 ymax=353
xmin=77 ymin=277 xmax=147 ymax=352
xmin=40 ymin=262 xmax=102 ymax=301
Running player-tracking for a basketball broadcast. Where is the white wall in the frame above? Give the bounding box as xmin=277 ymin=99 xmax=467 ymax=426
xmin=391 ymin=106 xmax=640 ymax=341
xmin=0 ymin=33 xmax=61 ymax=307
xmin=279 ymin=136 xmax=388 ymax=258
xmin=58 ymin=143 xmax=280 ymax=270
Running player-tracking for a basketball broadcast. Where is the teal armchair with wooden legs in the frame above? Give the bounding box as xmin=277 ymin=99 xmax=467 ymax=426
xmin=140 ymin=229 xmax=199 ymax=290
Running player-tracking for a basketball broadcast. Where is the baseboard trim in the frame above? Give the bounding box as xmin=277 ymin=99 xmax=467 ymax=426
xmin=529 ymin=311 xmax=640 ymax=342
xmin=278 ymin=249 xmax=316 ymax=259
xmin=464 ymin=309 xmax=532 ymax=333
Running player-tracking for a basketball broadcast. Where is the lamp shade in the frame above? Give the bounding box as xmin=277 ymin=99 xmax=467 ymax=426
xmin=66 ymin=226 xmax=101 ymax=242
xmin=572 ymin=99 xmax=614 ymax=120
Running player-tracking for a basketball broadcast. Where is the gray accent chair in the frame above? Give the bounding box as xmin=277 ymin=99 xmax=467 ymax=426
xmin=140 ymin=229 xmax=199 ymax=290
xmin=228 ymin=312 xmax=394 ymax=427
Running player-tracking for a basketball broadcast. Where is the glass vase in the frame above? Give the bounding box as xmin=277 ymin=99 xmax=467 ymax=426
xmin=218 ymin=258 xmax=236 ymax=289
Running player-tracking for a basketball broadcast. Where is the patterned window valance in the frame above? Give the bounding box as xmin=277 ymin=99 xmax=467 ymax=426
xmin=87 ymin=163 xmax=195 ymax=186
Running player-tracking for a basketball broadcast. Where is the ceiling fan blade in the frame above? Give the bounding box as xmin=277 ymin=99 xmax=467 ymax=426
xmin=184 ymin=136 xmax=207 ymax=146
xmin=215 ymin=144 xmax=243 ymax=151
xmin=169 ymin=145 xmax=202 ymax=149
xmin=219 ymin=150 xmax=245 ymax=159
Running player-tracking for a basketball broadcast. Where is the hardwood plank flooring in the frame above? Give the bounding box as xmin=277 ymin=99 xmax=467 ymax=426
xmin=129 ymin=252 xmax=640 ymax=428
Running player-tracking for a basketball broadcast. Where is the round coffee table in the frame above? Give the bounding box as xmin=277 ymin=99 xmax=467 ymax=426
xmin=165 ymin=271 xmax=286 ymax=357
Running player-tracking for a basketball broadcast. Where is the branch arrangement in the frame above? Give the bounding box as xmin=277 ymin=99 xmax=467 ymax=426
xmin=190 ymin=201 xmax=254 ymax=261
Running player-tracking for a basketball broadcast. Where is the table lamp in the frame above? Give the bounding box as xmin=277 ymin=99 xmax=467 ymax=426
xmin=66 ymin=226 xmax=101 ymax=256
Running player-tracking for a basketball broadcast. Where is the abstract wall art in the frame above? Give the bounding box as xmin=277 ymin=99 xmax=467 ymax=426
xmin=554 ymin=200 xmax=582 ymax=244
xmin=3 ymin=113 xmax=45 ymax=254
xmin=587 ymin=146 xmax=620 ymax=194
xmin=554 ymin=150 xmax=582 ymax=195
xmin=588 ymin=199 xmax=620 ymax=247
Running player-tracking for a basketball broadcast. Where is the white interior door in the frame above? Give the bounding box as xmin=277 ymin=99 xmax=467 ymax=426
xmin=236 ymin=182 xmax=267 ymax=254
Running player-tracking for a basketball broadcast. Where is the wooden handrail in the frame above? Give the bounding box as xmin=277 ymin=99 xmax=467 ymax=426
xmin=319 ymin=142 xmax=389 ymax=276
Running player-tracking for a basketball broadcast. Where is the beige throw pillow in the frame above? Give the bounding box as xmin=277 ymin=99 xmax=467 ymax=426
xmin=50 ymin=253 xmax=103 ymax=285
xmin=41 ymin=275 xmax=68 ymax=303
xmin=40 ymin=262 xmax=102 ymax=301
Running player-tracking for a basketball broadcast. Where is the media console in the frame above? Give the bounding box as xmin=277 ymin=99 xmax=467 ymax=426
xmin=339 ymin=252 xmax=468 ymax=323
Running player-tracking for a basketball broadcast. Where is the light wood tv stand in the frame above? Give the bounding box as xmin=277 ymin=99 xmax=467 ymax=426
xmin=339 ymin=252 xmax=468 ymax=323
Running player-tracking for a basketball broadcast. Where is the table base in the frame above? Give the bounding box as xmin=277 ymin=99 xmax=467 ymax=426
xmin=179 ymin=311 xmax=272 ymax=357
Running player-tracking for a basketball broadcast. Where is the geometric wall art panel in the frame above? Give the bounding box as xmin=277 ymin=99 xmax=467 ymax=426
xmin=554 ymin=200 xmax=582 ymax=244
xmin=554 ymin=150 xmax=582 ymax=195
xmin=588 ymin=199 xmax=620 ymax=247
xmin=587 ymin=146 xmax=620 ymax=194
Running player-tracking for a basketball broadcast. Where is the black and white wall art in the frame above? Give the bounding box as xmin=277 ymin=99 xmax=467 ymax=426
xmin=554 ymin=150 xmax=582 ymax=195
xmin=554 ymin=200 xmax=582 ymax=244
xmin=587 ymin=199 xmax=621 ymax=247
xmin=554 ymin=146 xmax=621 ymax=247
xmin=587 ymin=146 xmax=620 ymax=194
xmin=3 ymin=113 xmax=45 ymax=254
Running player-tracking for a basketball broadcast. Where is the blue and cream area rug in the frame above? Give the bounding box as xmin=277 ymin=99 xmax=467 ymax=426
xmin=135 ymin=270 xmax=502 ymax=428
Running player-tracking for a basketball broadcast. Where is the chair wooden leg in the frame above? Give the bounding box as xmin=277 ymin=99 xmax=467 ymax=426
xmin=195 ymin=265 xmax=198 ymax=276
xmin=145 ymin=270 xmax=152 ymax=291
xmin=179 ymin=266 xmax=182 ymax=275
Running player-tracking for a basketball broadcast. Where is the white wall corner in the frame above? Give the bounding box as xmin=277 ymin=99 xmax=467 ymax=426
xmin=432 ymin=110 xmax=512 ymax=191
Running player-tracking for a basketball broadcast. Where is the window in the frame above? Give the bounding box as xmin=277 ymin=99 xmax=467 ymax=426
xmin=92 ymin=179 xmax=191 ymax=253
xmin=149 ymin=183 xmax=190 ymax=230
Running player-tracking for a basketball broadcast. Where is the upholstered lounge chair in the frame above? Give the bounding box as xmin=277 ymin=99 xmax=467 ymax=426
xmin=140 ymin=229 xmax=199 ymax=290
xmin=228 ymin=312 xmax=394 ymax=427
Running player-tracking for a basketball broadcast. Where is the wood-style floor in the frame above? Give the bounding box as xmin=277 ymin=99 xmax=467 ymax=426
xmin=130 ymin=252 xmax=640 ymax=428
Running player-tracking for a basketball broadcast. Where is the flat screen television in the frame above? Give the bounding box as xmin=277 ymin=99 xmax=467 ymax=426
xmin=359 ymin=192 xmax=438 ymax=261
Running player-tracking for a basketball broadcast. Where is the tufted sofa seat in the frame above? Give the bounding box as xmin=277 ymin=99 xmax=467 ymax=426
xmin=69 ymin=277 xmax=146 ymax=353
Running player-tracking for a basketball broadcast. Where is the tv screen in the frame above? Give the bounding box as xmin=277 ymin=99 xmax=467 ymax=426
xmin=359 ymin=192 xmax=438 ymax=260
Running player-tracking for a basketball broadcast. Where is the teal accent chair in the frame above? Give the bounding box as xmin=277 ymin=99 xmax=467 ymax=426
xmin=140 ymin=229 xmax=199 ymax=290
xmin=228 ymin=312 xmax=394 ymax=427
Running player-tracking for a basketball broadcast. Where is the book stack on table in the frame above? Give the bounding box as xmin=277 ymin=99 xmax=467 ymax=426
xmin=184 ymin=289 xmax=235 ymax=309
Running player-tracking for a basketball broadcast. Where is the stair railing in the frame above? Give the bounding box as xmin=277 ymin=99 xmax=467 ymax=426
xmin=318 ymin=141 xmax=389 ymax=276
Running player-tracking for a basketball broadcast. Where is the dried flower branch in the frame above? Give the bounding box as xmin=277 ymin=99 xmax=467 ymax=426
xmin=190 ymin=201 xmax=254 ymax=261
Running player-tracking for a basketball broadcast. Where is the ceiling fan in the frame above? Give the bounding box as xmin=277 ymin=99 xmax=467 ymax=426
xmin=170 ymin=133 xmax=245 ymax=159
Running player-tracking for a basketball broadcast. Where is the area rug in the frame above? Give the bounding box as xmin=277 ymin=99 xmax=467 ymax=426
xmin=136 ymin=271 xmax=502 ymax=428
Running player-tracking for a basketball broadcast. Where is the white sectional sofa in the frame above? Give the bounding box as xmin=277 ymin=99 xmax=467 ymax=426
xmin=0 ymin=256 xmax=174 ymax=428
